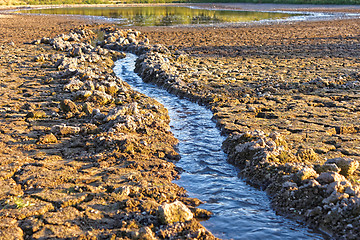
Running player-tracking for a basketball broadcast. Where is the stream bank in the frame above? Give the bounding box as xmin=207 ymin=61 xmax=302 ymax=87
xmin=115 ymin=53 xmax=326 ymax=239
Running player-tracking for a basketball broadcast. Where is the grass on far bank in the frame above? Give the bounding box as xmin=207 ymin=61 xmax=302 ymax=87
xmin=191 ymin=0 xmax=360 ymax=4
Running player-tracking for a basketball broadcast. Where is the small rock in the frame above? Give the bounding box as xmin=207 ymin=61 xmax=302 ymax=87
xmin=105 ymin=81 xmax=119 ymax=95
xmin=158 ymin=200 xmax=193 ymax=224
xmin=314 ymin=163 xmax=341 ymax=174
xmin=55 ymin=57 xmax=78 ymax=70
xmin=60 ymin=99 xmax=78 ymax=113
xmin=317 ymin=171 xmax=346 ymax=184
xmin=137 ymin=226 xmax=156 ymax=240
xmin=322 ymin=191 xmax=349 ymax=204
xmin=282 ymin=181 xmax=298 ymax=189
xmin=63 ymin=79 xmax=84 ymax=92
xmin=104 ymin=107 xmax=125 ymax=122
xmin=73 ymin=90 xmax=92 ymax=101
xmin=37 ymin=133 xmax=57 ymax=144
xmin=26 ymin=110 xmax=46 ymax=119
xmin=326 ymin=157 xmax=359 ymax=176
xmin=51 ymin=125 xmax=80 ymax=136
xmin=89 ymin=90 xmax=113 ymax=105
xmin=295 ymin=167 xmax=319 ymax=182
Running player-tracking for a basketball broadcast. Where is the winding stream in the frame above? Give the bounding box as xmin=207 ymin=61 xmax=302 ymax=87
xmin=114 ymin=54 xmax=326 ymax=240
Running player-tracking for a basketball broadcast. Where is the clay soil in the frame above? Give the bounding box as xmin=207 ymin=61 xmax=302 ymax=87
xmin=0 ymin=5 xmax=360 ymax=239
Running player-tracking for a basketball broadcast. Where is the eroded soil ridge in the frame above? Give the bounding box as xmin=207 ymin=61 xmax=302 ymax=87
xmin=0 ymin=26 xmax=216 ymax=239
xmin=122 ymin=24 xmax=360 ymax=239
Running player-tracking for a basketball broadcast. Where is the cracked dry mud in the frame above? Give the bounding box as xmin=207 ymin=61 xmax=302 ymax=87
xmin=135 ymin=17 xmax=360 ymax=239
xmin=0 ymin=14 xmax=214 ymax=239
xmin=0 ymin=7 xmax=360 ymax=240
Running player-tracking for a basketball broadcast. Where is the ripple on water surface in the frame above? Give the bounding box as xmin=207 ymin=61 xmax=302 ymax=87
xmin=114 ymin=54 xmax=326 ymax=240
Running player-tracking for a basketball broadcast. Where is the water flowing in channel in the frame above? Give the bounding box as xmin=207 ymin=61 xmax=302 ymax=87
xmin=114 ymin=54 xmax=326 ymax=240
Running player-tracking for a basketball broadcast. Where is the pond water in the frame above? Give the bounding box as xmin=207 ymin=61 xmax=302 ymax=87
xmin=114 ymin=54 xmax=328 ymax=240
xmin=19 ymin=6 xmax=302 ymax=26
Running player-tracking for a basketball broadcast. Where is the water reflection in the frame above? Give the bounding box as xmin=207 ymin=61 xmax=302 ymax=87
xmin=20 ymin=6 xmax=301 ymax=26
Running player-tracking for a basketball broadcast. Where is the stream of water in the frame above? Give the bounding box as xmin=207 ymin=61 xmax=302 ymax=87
xmin=114 ymin=54 xmax=326 ymax=240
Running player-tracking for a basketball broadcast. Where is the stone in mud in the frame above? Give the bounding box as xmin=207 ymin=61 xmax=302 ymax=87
xmin=89 ymin=90 xmax=113 ymax=105
xmin=326 ymin=157 xmax=359 ymax=176
xmin=40 ymin=37 xmax=51 ymax=44
xmin=73 ymin=90 xmax=92 ymax=101
xmin=51 ymin=124 xmax=80 ymax=136
xmin=37 ymin=133 xmax=57 ymax=144
xmin=60 ymin=99 xmax=78 ymax=113
xmin=63 ymin=79 xmax=84 ymax=92
xmin=131 ymin=226 xmax=156 ymax=240
xmin=55 ymin=57 xmax=78 ymax=70
xmin=294 ymin=167 xmax=319 ymax=182
xmin=158 ymin=200 xmax=193 ymax=224
xmin=26 ymin=110 xmax=46 ymax=119
xmin=314 ymin=163 xmax=341 ymax=174
xmin=316 ymin=171 xmax=346 ymax=184
xmin=105 ymin=81 xmax=119 ymax=95
xmin=104 ymin=107 xmax=125 ymax=122
xmin=322 ymin=191 xmax=349 ymax=204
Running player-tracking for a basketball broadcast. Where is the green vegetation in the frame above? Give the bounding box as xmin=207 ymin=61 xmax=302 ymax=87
xmin=3 ymin=196 xmax=34 ymax=209
xmin=190 ymin=0 xmax=360 ymax=5
xmin=0 ymin=0 xmax=110 ymax=5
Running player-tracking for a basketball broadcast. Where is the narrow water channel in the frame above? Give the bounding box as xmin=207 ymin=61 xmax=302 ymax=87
xmin=114 ymin=54 xmax=326 ymax=240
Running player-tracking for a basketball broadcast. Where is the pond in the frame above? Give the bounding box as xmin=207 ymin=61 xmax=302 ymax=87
xmin=19 ymin=6 xmax=303 ymax=26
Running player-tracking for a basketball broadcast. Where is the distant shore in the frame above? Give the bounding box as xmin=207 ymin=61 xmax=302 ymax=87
xmin=1 ymin=2 xmax=360 ymax=12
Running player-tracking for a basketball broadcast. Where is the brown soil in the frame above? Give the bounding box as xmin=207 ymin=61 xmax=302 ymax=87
xmin=0 ymin=6 xmax=360 ymax=239
xmin=0 ymin=14 xmax=215 ymax=239
xmin=139 ymin=18 xmax=360 ymax=163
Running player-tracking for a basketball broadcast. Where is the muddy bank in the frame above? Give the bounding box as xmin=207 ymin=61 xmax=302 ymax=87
xmin=0 ymin=17 xmax=216 ymax=239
